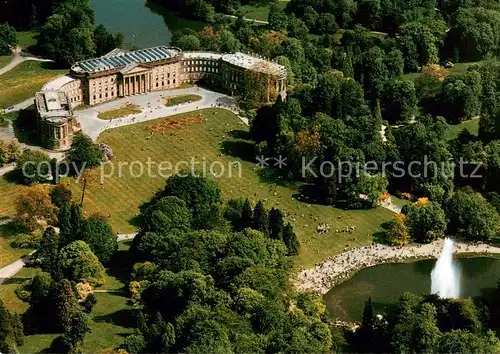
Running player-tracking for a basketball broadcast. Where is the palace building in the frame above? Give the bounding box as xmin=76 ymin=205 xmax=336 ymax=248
xmin=35 ymin=46 xmax=287 ymax=151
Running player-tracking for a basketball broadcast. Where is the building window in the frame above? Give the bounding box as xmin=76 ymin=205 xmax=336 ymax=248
xmin=99 ymin=94 xmax=102 ymax=98
xmin=167 ymin=80 xmax=170 ymax=85
xmin=173 ymin=79 xmax=176 ymax=84
xmin=93 ymin=95 xmax=96 ymax=100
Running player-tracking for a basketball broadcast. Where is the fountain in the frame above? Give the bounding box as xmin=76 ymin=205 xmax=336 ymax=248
xmin=431 ymin=238 xmax=460 ymax=298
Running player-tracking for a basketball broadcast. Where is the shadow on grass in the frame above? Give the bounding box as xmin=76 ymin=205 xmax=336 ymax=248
xmin=372 ymin=221 xmax=392 ymax=245
xmin=1 ymin=277 xmax=29 ymax=285
xmin=228 ymin=130 xmax=250 ymax=140
xmin=220 ymin=140 xmax=254 ymax=161
xmin=127 ymin=215 xmax=140 ymax=229
xmin=93 ymin=308 xmax=136 ymax=328
xmin=106 ymin=249 xmax=135 ymax=284
xmin=258 ymin=168 xmax=299 ymax=189
xmin=0 ymin=221 xmax=30 ymax=237
xmin=13 ymin=109 xmax=40 ymax=146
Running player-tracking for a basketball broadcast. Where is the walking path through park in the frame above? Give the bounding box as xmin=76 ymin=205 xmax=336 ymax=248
xmin=0 ymin=47 xmax=53 ymax=76
xmin=297 ymin=239 xmax=500 ymax=294
xmin=75 ymin=86 xmax=248 ymax=141
xmin=223 ymin=14 xmax=269 ymax=24
xmin=0 ymin=218 xmax=137 ymax=284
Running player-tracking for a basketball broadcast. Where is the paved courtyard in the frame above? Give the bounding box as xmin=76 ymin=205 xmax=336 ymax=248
xmin=75 ymin=86 xmax=248 ymax=141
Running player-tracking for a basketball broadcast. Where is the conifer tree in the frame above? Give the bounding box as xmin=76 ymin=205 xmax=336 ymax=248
xmin=38 ymin=227 xmax=59 ymax=276
xmin=252 ymin=201 xmax=269 ymax=236
xmin=268 ymin=208 xmax=284 ymax=240
xmin=241 ymin=198 xmax=253 ymax=230
xmin=282 ymin=223 xmax=299 ymax=255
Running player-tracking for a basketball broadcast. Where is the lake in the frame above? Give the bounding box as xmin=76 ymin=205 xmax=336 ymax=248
xmin=324 ymin=256 xmax=500 ymax=321
xmin=90 ymin=0 xmax=204 ymax=48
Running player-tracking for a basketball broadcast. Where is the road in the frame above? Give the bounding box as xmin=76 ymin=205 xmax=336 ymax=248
xmin=0 ymin=47 xmax=53 ymax=77
xmin=76 ymin=86 xmax=248 ymax=141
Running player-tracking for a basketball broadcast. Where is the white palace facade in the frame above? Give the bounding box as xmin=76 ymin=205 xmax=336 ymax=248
xmin=35 ymin=46 xmax=287 ymax=151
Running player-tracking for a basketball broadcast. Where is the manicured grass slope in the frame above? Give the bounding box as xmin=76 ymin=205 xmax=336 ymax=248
xmin=240 ymin=1 xmax=287 ymax=21
xmin=0 ymin=61 xmax=67 ymax=108
xmin=0 ymin=223 xmax=33 ymax=268
xmin=0 ymin=55 xmax=13 ymax=69
xmin=445 ymin=118 xmax=479 ymax=140
xmin=64 ymin=108 xmax=393 ymax=268
xmin=98 ymin=104 xmax=142 ymax=120
xmin=165 ymin=94 xmax=202 ymax=107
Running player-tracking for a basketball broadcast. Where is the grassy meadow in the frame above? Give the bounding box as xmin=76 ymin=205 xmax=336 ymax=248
xmin=57 ymin=108 xmax=395 ymax=268
xmin=98 ymin=104 xmax=142 ymax=120
xmin=165 ymin=94 xmax=202 ymax=107
xmin=0 ymin=61 xmax=67 ymax=109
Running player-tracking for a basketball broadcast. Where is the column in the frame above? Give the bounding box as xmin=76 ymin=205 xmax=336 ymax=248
xmin=125 ymin=77 xmax=129 ymax=96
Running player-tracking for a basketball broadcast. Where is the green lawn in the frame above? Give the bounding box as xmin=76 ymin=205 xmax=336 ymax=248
xmin=165 ymin=94 xmax=202 ymax=107
xmin=2 ymin=240 xmax=134 ymax=353
xmin=0 ymin=55 xmax=13 ymax=69
xmin=445 ymin=118 xmax=480 ymax=140
xmin=17 ymin=292 xmax=134 ymax=353
xmin=0 ymin=61 xmax=67 ymax=109
xmin=17 ymin=31 xmax=38 ymax=49
xmin=98 ymin=104 xmax=142 ymax=120
xmin=0 ymin=222 xmax=33 ymax=268
xmin=0 ymin=267 xmax=38 ymax=313
xmin=59 ymin=108 xmax=394 ymax=268
xmin=240 ymin=0 xmax=287 ymax=21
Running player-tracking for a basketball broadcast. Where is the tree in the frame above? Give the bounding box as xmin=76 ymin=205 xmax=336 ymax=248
xmin=68 ymin=133 xmax=102 ymax=172
xmin=446 ymin=188 xmax=498 ymax=241
xmin=14 ymin=149 xmax=51 ymax=185
xmin=38 ymin=227 xmax=60 ymax=276
xmin=54 ymin=280 xmax=91 ymax=351
xmin=404 ymin=201 xmax=447 ymax=243
xmin=381 ymin=78 xmax=417 ymax=124
xmin=0 ymin=299 xmax=23 ymax=352
xmin=141 ymin=196 xmax=192 ymax=233
xmin=50 ymin=184 xmax=72 ymax=208
xmin=386 ymin=213 xmax=410 ymax=246
xmin=0 ymin=138 xmax=21 ymax=166
xmin=176 ymin=34 xmax=201 ymax=51
xmin=59 ymin=241 xmax=105 ymax=286
xmin=445 ymin=7 xmax=500 ymax=62
xmin=162 ymin=174 xmax=221 ymax=230
xmin=268 ymin=2 xmax=288 ymax=31
xmin=268 ymin=208 xmax=284 ymax=240
xmin=252 ymin=201 xmax=269 ymax=236
xmin=14 ymin=185 xmax=58 ymax=231
xmin=0 ymin=23 xmax=17 ymax=55
xmin=397 ymin=21 xmax=440 ymax=71
xmin=80 ymin=215 xmax=118 ymax=264
xmin=441 ymin=71 xmax=482 ymax=123
xmin=93 ymin=24 xmax=123 ymax=57
xmin=439 ymin=329 xmax=500 ymax=353
xmin=282 ymin=223 xmax=299 ymax=255
xmin=38 ymin=0 xmax=96 ymax=65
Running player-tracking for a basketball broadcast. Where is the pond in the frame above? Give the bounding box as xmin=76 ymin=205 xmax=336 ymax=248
xmin=324 ymin=257 xmax=500 ymax=322
xmin=90 ymin=0 xmax=204 ymax=48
